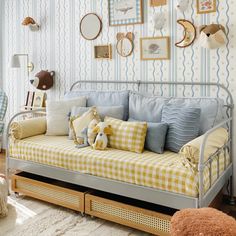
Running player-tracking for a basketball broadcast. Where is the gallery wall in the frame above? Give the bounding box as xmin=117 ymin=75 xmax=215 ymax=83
xmin=1 ymin=0 xmax=236 ymax=189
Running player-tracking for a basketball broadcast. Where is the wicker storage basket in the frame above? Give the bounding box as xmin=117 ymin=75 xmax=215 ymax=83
xmin=12 ymin=172 xmax=87 ymax=212
xmin=85 ymin=192 xmax=173 ymax=236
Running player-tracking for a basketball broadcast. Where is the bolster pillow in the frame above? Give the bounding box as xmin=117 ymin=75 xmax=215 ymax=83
xmin=10 ymin=117 xmax=47 ymax=140
xmin=179 ymin=127 xmax=228 ymax=164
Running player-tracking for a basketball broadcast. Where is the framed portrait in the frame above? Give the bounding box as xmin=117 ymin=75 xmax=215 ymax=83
xmin=33 ymin=91 xmax=46 ymax=108
xmin=150 ymin=0 xmax=167 ymax=7
xmin=140 ymin=37 xmax=170 ymax=60
xmin=108 ymin=0 xmax=143 ymax=26
xmin=197 ymin=0 xmax=216 ymax=14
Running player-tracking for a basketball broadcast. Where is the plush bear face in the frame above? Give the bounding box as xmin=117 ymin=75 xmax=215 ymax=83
xmin=30 ymin=70 xmax=55 ymax=90
xmin=199 ymin=24 xmax=227 ymax=49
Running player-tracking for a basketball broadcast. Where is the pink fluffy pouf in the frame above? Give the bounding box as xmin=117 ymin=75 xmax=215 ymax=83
xmin=0 ymin=174 xmax=8 ymax=217
xmin=171 ymin=207 xmax=236 ymax=236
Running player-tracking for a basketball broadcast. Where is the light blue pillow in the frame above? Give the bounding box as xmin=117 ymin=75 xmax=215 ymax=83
xmin=129 ymin=91 xmax=170 ymax=123
xmin=128 ymin=118 xmax=168 ymax=154
xmin=65 ymin=90 xmax=129 ymax=120
xmin=161 ymin=105 xmax=201 ymax=153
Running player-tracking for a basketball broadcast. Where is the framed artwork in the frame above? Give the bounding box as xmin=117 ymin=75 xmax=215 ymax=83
xmin=150 ymin=0 xmax=167 ymax=7
xmin=140 ymin=37 xmax=170 ymax=60
xmin=197 ymin=0 xmax=216 ymax=14
xmin=33 ymin=91 xmax=45 ymax=108
xmin=108 ymin=0 xmax=143 ymax=26
xmin=94 ymin=45 xmax=112 ymax=59
xmin=25 ymin=91 xmax=35 ymax=110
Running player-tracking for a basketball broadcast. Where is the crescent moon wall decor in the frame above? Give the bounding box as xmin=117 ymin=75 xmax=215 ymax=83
xmin=175 ymin=19 xmax=196 ymax=48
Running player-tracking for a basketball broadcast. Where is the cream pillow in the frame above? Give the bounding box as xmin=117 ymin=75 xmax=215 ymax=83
xmin=179 ymin=127 xmax=228 ymax=164
xmin=10 ymin=117 xmax=46 ymax=140
xmin=46 ymin=97 xmax=86 ymax=136
xmin=71 ymin=107 xmax=100 ymax=144
xmin=104 ymin=117 xmax=147 ymax=153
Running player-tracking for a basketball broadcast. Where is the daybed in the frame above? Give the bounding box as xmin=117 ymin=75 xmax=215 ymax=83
xmin=5 ymin=81 xmax=234 ymax=234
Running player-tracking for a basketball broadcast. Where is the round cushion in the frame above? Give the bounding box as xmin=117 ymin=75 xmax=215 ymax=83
xmin=171 ymin=207 xmax=236 ymax=236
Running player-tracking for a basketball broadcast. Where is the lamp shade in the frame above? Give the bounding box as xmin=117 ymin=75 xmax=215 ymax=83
xmin=10 ymin=55 xmax=20 ymax=68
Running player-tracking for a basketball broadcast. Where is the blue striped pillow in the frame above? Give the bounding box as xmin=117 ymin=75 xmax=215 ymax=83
xmin=161 ymin=105 xmax=201 ymax=153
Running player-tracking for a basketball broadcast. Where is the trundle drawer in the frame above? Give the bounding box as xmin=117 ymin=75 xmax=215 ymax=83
xmin=85 ymin=193 xmax=172 ymax=236
xmin=12 ymin=172 xmax=87 ymax=212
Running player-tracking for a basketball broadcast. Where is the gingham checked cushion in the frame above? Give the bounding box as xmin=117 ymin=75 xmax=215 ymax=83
xmin=0 ymin=89 xmax=8 ymax=134
xmin=9 ymin=135 xmax=230 ymax=197
xmin=104 ymin=116 xmax=147 ymax=153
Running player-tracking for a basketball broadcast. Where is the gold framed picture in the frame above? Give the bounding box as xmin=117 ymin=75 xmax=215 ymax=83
xmin=33 ymin=91 xmax=46 ymax=108
xmin=150 ymin=0 xmax=167 ymax=7
xmin=197 ymin=0 xmax=216 ymax=14
xmin=94 ymin=44 xmax=112 ymax=59
xmin=140 ymin=36 xmax=170 ymax=60
xmin=108 ymin=0 xmax=143 ymax=26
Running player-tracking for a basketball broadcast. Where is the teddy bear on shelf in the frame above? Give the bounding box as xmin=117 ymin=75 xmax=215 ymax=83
xmin=92 ymin=122 xmax=113 ymax=150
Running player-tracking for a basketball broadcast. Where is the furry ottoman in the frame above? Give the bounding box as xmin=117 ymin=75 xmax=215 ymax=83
xmin=171 ymin=207 xmax=236 ymax=236
xmin=0 ymin=174 xmax=8 ymax=217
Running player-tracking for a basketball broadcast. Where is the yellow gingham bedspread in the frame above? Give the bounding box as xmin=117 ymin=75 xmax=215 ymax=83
xmin=9 ymin=135 xmax=229 ymax=197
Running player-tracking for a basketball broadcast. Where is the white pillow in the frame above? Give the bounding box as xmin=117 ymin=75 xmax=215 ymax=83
xmin=46 ymin=97 xmax=86 ymax=136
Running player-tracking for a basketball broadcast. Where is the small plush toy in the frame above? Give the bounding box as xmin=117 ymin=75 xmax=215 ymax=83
xmin=92 ymin=122 xmax=113 ymax=150
xmin=75 ymin=127 xmax=89 ymax=149
xmin=153 ymin=12 xmax=165 ymax=30
xmin=30 ymin=70 xmax=55 ymax=90
xmin=199 ymin=24 xmax=227 ymax=49
xmin=87 ymin=119 xmax=100 ymax=146
xmin=176 ymin=0 xmax=189 ymax=12
xmin=0 ymin=174 xmax=8 ymax=217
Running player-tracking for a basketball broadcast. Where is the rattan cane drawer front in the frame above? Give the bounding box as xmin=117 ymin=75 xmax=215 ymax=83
xmin=12 ymin=172 xmax=86 ymax=212
xmin=85 ymin=194 xmax=171 ymax=236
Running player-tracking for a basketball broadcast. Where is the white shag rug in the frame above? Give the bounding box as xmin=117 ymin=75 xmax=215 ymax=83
xmin=0 ymin=195 xmax=149 ymax=236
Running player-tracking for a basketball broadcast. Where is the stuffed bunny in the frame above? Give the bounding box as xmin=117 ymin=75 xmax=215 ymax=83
xmin=92 ymin=122 xmax=113 ymax=150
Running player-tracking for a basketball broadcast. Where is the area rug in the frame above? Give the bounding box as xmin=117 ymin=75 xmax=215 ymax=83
xmin=0 ymin=195 xmax=148 ymax=236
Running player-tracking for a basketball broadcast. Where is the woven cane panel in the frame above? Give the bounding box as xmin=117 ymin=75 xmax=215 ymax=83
xmin=91 ymin=200 xmax=170 ymax=233
xmin=16 ymin=180 xmax=80 ymax=206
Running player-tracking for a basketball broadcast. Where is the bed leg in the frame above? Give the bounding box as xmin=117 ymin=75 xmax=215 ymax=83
xmin=228 ymin=176 xmax=235 ymax=206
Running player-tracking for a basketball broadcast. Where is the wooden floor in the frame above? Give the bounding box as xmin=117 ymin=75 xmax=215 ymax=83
xmin=1 ymin=151 xmax=235 ymax=218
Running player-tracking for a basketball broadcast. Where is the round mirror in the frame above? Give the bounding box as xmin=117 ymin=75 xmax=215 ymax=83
xmin=80 ymin=13 xmax=102 ymax=40
xmin=116 ymin=38 xmax=134 ymax=57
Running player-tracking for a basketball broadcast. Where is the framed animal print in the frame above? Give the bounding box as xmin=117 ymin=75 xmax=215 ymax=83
xmin=140 ymin=37 xmax=170 ymax=60
xmin=197 ymin=0 xmax=216 ymax=14
xmin=108 ymin=0 xmax=143 ymax=26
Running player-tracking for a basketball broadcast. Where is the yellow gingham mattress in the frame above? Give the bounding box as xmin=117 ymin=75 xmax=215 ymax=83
xmin=9 ymin=135 xmax=229 ymax=197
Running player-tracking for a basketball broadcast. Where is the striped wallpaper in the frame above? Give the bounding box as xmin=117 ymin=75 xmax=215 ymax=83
xmin=1 ymin=0 xmax=236 ymax=189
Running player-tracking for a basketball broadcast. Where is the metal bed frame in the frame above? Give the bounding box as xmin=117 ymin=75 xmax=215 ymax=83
xmin=5 ymin=80 xmax=235 ymax=209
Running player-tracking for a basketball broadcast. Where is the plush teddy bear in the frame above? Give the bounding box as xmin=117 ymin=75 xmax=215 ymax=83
xmin=199 ymin=24 xmax=227 ymax=49
xmin=92 ymin=122 xmax=113 ymax=150
xmin=30 ymin=70 xmax=55 ymax=90
xmin=0 ymin=174 xmax=8 ymax=217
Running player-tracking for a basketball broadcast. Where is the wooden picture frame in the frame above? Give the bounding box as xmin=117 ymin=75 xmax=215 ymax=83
xmin=140 ymin=36 xmax=170 ymax=60
xmin=94 ymin=45 xmax=112 ymax=59
xmin=108 ymin=0 xmax=143 ymax=26
xmin=150 ymin=0 xmax=167 ymax=7
xmin=25 ymin=91 xmax=35 ymax=110
xmin=33 ymin=91 xmax=45 ymax=108
xmin=197 ymin=0 xmax=216 ymax=14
